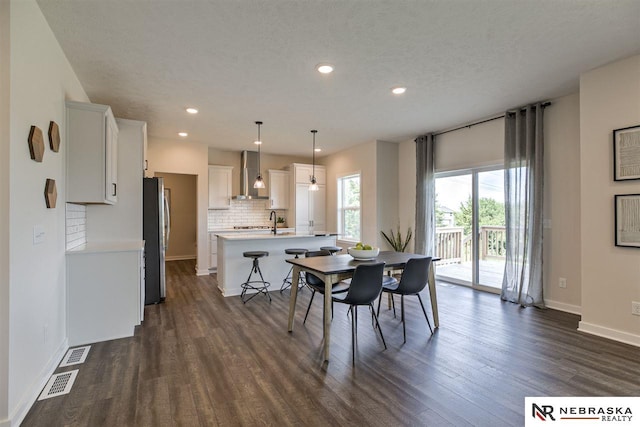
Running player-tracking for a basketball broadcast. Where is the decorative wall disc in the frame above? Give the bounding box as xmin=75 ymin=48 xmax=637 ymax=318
xmin=45 ymin=179 xmax=57 ymax=208
xmin=48 ymin=121 xmax=60 ymax=152
xmin=28 ymin=126 xmax=45 ymax=162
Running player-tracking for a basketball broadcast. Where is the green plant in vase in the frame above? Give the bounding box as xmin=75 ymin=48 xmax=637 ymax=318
xmin=276 ymin=217 xmax=286 ymax=228
xmin=381 ymin=226 xmax=413 ymax=252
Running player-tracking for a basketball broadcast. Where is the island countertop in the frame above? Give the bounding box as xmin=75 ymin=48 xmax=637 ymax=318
xmin=216 ymin=232 xmax=337 ymax=240
xmin=216 ymin=233 xmax=337 ymax=297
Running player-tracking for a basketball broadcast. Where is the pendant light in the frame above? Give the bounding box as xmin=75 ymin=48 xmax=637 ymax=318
xmin=309 ymin=130 xmax=319 ymax=191
xmin=253 ymin=121 xmax=265 ymax=189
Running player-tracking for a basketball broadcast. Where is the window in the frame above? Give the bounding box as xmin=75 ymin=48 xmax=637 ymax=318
xmin=338 ymin=173 xmax=360 ymax=242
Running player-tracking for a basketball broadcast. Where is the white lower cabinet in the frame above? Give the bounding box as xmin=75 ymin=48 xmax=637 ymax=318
xmin=66 ymin=242 xmax=144 ymax=346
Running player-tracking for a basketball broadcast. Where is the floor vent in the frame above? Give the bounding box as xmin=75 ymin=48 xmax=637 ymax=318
xmin=59 ymin=345 xmax=90 ymax=367
xmin=38 ymin=370 xmax=78 ymax=400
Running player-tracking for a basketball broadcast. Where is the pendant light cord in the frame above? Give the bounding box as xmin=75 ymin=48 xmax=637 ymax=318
xmin=311 ymin=130 xmax=317 ymax=180
xmin=256 ymin=121 xmax=262 ymax=177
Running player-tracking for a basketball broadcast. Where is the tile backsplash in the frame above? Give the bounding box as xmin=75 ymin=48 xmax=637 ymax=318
xmin=66 ymin=203 xmax=86 ymax=249
xmin=208 ymin=199 xmax=288 ymax=230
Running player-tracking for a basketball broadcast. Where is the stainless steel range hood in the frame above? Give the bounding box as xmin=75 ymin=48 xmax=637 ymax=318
xmin=233 ymin=150 xmax=268 ymax=200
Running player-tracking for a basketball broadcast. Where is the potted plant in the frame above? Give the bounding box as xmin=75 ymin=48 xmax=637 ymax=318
xmin=276 ymin=217 xmax=286 ymax=228
xmin=381 ymin=226 xmax=412 ymax=252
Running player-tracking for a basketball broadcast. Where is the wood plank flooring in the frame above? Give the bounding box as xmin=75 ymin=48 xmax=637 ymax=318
xmin=22 ymin=260 xmax=640 ymax=426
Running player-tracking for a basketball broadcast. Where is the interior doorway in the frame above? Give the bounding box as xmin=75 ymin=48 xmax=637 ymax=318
xmin=155 ymin=172 xmax=197 ymax=261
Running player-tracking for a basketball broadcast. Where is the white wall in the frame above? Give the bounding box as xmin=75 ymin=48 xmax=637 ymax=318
xmin=435 ymin=118 xmax=504 ymax=173
xmin=376 ymin=141 xmax=400 ymax=248
xmin=398 ymin=139 xmax=416 ymax=252
xmin=7 ymin=0 xmax=89 ymax=425
xmin=0 ymin=1 xmax=11 ymax=424
xmin=578 ymin=55 xmax=640 ymax=345
xmin=147 ymin=138 xmax=209 ymax=274
xmin=544 ymin=93 xmax=582 ymax=313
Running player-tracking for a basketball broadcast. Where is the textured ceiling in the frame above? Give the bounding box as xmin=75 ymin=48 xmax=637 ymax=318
xmin=37 ymin=0 xmax=640 ymax=157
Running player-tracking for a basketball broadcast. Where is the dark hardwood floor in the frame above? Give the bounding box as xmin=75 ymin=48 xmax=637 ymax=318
xmin=23 ymin=260 xmax=640 ymax=426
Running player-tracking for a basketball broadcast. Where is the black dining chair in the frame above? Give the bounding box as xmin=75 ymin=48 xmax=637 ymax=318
xmin=376 ymin=257 xmax=433 ymax=342
xmin=303 ymin=250 xmax=349 ymax=324
xmin=332 ymin=262 xmax=387 ymax=365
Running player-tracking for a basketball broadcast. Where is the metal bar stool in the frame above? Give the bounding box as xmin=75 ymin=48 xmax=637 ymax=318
xmin=320 ymin=246 xmax=342 ymax=255
xmin=280 ymin=248 xmax=308 ymax=293
xmin=240 ymin=251 xmax=271 ymax=303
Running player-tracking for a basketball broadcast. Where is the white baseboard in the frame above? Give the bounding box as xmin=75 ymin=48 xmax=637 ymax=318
xmin=578 ymin=321 xmax=640 ymax=348
xmin=9 ymin=338 xmax=68 ymax=427
xmin=196 ymin=268 xmax=210 ymax=276
xmin=165 ymin=255 xmax=196 ymax=261
xmin=545 ymin=299 xmax=582 ymax=315
xmin=221 ymin=286 xmax=243 ymax=297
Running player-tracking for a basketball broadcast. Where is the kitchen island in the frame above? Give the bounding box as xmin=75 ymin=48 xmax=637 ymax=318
xmin=216 ymin=233 xmax=337 ymax=297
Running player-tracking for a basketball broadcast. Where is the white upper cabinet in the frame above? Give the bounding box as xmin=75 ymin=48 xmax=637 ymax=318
xmin=66 ymin=101 xmax=119 ymax=204
xmin=294 ymin=163 xmax=325 ymax=185
xmin=268 ymin=170 xmax=290 ymax=210
xmin=289 ymin=163 xmax=326 ymax=234
xmin=208 ymin=165 xmax=233 ymax=209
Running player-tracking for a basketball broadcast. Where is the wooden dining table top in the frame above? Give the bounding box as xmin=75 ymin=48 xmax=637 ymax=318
xmin=286 ymin=251 xmax=435 ymax=275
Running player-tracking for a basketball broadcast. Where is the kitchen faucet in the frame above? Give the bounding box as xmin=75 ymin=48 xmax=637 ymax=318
xmin=269 ymin=210 xmax=277 ymax=235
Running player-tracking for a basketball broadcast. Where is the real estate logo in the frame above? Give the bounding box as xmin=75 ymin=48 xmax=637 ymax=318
xmin=525 ymin=397 xmax=639 ymax=426
xmin=532 ymin=403 xmax=556 ymax=421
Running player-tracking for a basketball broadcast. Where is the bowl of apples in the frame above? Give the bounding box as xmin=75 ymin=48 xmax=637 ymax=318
xmin=347 ymin=242 xmax=380 ymax=261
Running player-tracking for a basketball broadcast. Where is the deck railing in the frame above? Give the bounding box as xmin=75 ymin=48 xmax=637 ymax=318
xmin=436 ymin=225 xmax=506 ymax=265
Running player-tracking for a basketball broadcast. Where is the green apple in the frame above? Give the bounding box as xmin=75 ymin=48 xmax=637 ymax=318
xmin=363 ymin=244 xmax=372 ymax=250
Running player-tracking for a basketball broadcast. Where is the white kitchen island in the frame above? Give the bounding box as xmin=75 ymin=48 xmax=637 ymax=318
xmin=216 ymin=233 xmax=337 ymax=297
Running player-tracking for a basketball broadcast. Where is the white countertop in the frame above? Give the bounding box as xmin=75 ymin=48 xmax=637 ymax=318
xmin=209 ymin=228 xmax=294 ymax=234
xmin=217 ymin=232 xmax=334 ymax=240
xmin=66 ymin=240 xmax=145 ymax=254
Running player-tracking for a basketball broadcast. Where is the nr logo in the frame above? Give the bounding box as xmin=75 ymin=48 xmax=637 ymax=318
xmin=533 ymin=403 xmax=556 ymax=421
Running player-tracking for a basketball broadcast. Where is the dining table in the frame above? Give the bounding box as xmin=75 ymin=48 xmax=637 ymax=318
xmin=286 ymin=250 xmax=439 ymax=362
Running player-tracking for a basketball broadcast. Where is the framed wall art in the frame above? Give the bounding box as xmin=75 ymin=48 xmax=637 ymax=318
xmin=613 ymin=125 xmax=640 ymax=181
xmin=615 ymin=194 xmax=640 ymax=248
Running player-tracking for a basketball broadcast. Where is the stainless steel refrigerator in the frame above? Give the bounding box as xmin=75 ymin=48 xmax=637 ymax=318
xmin=143 ymin=177 xmax=170 ymax=304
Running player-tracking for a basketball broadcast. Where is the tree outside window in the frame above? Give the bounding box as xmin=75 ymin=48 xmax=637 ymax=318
xmin=338 ymin=174 xmax=360 ymax=241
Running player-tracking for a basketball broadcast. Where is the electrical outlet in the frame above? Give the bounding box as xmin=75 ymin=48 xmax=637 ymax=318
xmin=558 ymin=278 xmax=567 ymax=288
xmin=632 ymin=301 xmax=640 ymax=316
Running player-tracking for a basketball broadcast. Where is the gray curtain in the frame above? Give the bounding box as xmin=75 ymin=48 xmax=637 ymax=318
xmin=415 ymin=134 xmax=435 ymax=255
xmin=501 ymin=104 xmax=545 ymax=307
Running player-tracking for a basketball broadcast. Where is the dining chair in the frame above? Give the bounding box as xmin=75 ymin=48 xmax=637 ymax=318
xmin=376 ymin=257 xmax=433 ymax=342
xmin=303 ymin=250 xmax=349 ymax=324
xmin=332 ymin=262 xmax=387 ymax=365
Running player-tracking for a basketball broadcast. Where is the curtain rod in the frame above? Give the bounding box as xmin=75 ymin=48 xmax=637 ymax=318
xmin=433 ymin=101 xmax=551 ymax=137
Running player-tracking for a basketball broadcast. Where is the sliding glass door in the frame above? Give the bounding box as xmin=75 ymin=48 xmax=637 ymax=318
xmin=435 ymin=167 xmax=505 ymax=292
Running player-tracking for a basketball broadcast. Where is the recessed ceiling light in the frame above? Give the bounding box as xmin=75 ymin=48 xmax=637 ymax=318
xmin=186 ymin=107 xmax=198 ymax=114
xmin=392 ymin=87 xmax=407 ymax=95
xmin=178 ymin=132 xmax=188 ymax=137
xmin=254 ymin=140 xmax=262 ymax=145
xmin=314 ymin=148 xmax=322 ymax=152
xmin=316 ymin=63 xmax=334 ymax=74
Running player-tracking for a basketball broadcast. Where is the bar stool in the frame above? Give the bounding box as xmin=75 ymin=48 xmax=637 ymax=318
xmin=240 ymin=251 xmax=271 ymax=303
xmin=320 ymin=246 xmax=342 ymax=255
xmin=280 ymin=248 xmax=308 ymax=293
